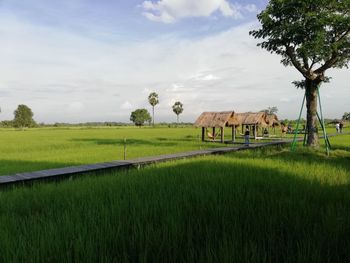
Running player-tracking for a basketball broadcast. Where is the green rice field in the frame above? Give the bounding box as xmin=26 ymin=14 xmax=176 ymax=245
xmin=0 ymin=126 xmax=347 ymax=176
xmin=0 ymin=130 xmax=349 ymax=262
xmin=0 ymin=127 xmax=220 ymax=175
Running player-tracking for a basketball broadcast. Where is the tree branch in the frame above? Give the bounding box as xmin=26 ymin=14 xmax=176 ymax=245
xmin=285 ymin=46 xmax=308 ymax=77
xmin=302 ymin=55 xmax=310 ymax=70
xmin=314 ymin=52 xmax=338 ymax=73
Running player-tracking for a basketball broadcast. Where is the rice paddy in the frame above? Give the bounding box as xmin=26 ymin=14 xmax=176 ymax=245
xmin=1 ymin=126 xmax=346 ymax=176
xmin=0 ymin=129 xmax=349 ymax=262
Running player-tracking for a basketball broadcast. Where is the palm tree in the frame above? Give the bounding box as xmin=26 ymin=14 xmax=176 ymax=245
xmin=172 ymin=101 xmax=184 ymax=124
xmin=148 ymin=92 xmax=159 ymax=127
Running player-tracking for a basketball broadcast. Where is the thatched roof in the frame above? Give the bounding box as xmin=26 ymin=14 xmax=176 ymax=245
xmin=194 ymin=111 xmax=237 ymax=128
xmin=229 ymin=112 xmax=269 ymax=127
xmin=266 ymin=114 xmax=280 ymax=127
xmin=195 ymin=111 xmax=279 ymax=128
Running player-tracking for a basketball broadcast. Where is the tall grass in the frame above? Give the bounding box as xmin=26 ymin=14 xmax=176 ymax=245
xmin=1 ymin=126 xmax=347 ymax=176
xmin=0 ymin=136 xmax=349 ymax=262
xmin=0 ymin=127 xmax=229 ymax=175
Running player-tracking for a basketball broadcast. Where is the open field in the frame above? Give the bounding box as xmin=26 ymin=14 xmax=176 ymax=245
xmin=0 ymin=135 xmax=349 ymax=262
xmin=0 ymin=126 xmax=348 ymax=176
xmin=0 ymin=127 xmax=222 ymax=175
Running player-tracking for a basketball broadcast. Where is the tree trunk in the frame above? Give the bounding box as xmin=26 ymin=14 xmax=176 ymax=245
xmin=177 ymin=114 xmax=179 ymax=124
xmin=152 ymin=106 xmax=154 ymax=127
xmin=305 ymin=79 xmax=319 ymax=147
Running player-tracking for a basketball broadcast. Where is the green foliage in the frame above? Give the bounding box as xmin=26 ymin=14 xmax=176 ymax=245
xmin=250 ymin=0 xmax=350 ymax=82
xmin=343 ymin=112 xmax=350 ymax=120
xmin=13 ymin=104 xmax=36 ymax=128
xmin=148 ymin=92 xmax=159 ymax=107
xmin=130 ymin=109 xmax=152 ymax=127
xmin=172 ymin=101 xmax=184 ymax=123
xmin=0 ymin=139 xmax=349 ymax=261
xmin=0 ymin=120 xmax=14 ymax=128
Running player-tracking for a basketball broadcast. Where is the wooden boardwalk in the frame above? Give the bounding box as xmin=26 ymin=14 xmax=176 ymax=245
xmin=0 ymin=133 xmax=348 ymax=187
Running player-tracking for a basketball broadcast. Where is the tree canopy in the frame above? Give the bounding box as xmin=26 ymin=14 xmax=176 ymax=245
xmin=13 ymin=104 xmax=36 ymax=128
xmin=250 ymin=0 xmax=350 ymax=83
xmin=130 ymin=109 xmax=151 ymax=127
xmin=250 ymin=0 xmax=350 ymax=147
xmin=148 ymin=92 xmax=159 ymax=126
xmin=172 ymin=101 xmax=184 ymax=123
xmin=148 ymin=92 xmax=159 ymax=107
xmin=343 ymin=112 xmax=350 ymax=120
xmin=261 ymin=106 xmax=278 ymax=115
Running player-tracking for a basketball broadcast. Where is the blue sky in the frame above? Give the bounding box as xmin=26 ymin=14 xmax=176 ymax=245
xmin=0 ymin=0 xmax=348 ymax=123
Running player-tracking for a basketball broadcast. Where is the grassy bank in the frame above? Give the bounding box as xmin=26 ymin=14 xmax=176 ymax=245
xmin=0 ymin=135 xmax=349 ymax=262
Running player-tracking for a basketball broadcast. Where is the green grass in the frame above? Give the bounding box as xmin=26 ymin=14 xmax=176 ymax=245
xmin=0 ymin=135 xmax=349 ymax=262
xmin=1 ymin=126 xmax=348 ymax=176
xmin=0 ymin=127 xmax=229 ymax=175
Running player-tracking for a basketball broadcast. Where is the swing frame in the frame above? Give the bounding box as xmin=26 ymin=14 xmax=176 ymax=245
xmin=291 ymin=84 xmax=331 ymax=155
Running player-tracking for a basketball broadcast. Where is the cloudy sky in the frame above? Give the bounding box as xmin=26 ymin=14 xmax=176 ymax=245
xmin=0 ymin=0 xmax=348 ymax=123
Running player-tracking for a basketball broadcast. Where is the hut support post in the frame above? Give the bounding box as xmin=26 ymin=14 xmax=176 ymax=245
xmin=221 ymin=127 xmax=224 ymax=143
xmin=232 ymin=126 xmax=236 ymax=142
xmin=201 ymin=127 xmax=205 ymax=141
xmin=254 ymin=125 xmax=257 ymax=140
xmin=213 ymin=127 xmax=216 ymax=138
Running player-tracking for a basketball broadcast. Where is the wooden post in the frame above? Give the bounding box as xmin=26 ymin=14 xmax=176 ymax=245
xmin=201 ymin=127 xmax=205 ymax=141
xmin=213 ymin=127 xmax=216 ymax=141
xmin=232 ymin=126 xmax=236 ymax=142
xmin=221 ymin=127 xmax=224 ymax=143
xmin=254 ymin=125 xmax=257 ymax=140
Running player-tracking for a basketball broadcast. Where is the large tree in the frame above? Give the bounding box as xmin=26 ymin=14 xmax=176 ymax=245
xmin=130 ymin=108 xmax=151 ymax=127
xmin=172 ymin=101 xmax=184 ymax=124
xmin=148 ymin=92 xmax=159 ymax=127
xmin=13 ymin=104 xmax=36 ymax=128
xmin=343 ymin=112 xmax=350 ymax=121
xmin=250 ymin=0 xmax=350 ymax=147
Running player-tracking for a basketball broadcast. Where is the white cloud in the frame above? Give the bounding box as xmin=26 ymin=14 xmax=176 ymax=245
xmin=120 ymin=101 xmax=133 ymax=110
xmin=67 ymin=102 xmax=85 ymax=112
xmin=244 ymin=4 xmax=258 ymax=13
xmin=280 ymin=97 xmax=291 ymax=102
xmin=141 ymin=0 xmax=249 ymax=23
xmin=0 ymin=14 xmax=348 ymax=123
xmin=194 ymin=74 xmax=220 ymax=81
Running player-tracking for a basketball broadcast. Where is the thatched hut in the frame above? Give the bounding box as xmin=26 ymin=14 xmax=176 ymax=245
xmin=266 ymin=114 xmax=280 ymax=127
xmin=194 ymin=111 xmax=239 ymax=142
xmin=228 ymin=112 xmax=269 ymax=139
xmin=265 ymin=114 xmax=280 ymax=135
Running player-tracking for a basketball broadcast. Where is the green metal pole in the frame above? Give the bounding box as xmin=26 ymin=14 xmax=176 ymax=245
xmin=317 ymin=87 xmax=330 ymax=155
xmin=316 ymin=112 xmax=331 ymax=149
xmin=291 ymin=92 xmax=306 ymax=151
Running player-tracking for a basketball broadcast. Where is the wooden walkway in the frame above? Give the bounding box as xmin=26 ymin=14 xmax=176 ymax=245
xmin=0 ymin=133 xmax=348 ymax=187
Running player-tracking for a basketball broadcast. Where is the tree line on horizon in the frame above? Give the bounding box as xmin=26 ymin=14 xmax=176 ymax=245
xmin=0 ymin=103 xmax=348 ymax=129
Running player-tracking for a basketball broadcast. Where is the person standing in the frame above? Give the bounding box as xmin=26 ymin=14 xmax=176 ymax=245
xmin=244 ymin=126 xmax=250 ymax=146
xmin=335 ymin=123 xmax=340 ymax=133
xmin=339 ymin=122 xmax=344 ymax=133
